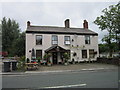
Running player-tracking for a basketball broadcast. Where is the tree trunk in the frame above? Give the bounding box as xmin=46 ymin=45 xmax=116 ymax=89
xmin=109 ymin=50 xmax=112 ymax=58
xmin=108 ymin=34 xmax=112 ymax=58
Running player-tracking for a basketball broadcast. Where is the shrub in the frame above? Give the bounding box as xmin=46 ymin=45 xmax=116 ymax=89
xmin=36 ymin=57 xmax=41 ymax=63
xmin=63 ymin=52 xmax=70 ymax=63
xmin=17 ymin=56 xmax=26 ymax=71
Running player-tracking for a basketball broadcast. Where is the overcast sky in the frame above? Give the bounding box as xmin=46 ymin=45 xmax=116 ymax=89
xmin=1 ymin=1 xmax=118 ymax=43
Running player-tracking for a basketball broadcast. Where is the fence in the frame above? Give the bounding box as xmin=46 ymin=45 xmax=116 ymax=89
xmin=97 ymin=57 xmax=120 ymax=66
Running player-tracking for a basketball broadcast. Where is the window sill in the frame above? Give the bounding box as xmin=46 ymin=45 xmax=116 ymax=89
xmin=52 ymin=44 xmax=58 ymax=45
xmin=89 ymin=58 xmax=95 ymax=59
xmin=85 ymin=44 xmax=91 ymax=45
xmin=36 ymin=45 xmax=43 ymax=46
xmin=65 ymin=44 xmax=70 ymax=46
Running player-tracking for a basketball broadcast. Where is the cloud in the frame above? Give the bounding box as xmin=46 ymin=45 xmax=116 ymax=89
xmin=1 ymin=1 xmax=118 ymax=43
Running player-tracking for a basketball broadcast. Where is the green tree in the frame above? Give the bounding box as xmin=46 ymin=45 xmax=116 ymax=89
xmin=12 ymin=32 xmax=25 ymax=56
xmin=99 ymin=44 xmax=108 ymax=54
xmin=112 ymin=2 xmax=120 ymax=52
xmin=99 ymin=42 xmax=118 ymax=54
xmin=2 ymin=17 xmax=25 ymax=57
xmin=2 ymin=17 xmax=20 ymax=55
xmin=94 ymin=2 xmax=120 ymax=57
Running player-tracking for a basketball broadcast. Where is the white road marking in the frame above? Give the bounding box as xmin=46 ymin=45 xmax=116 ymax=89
xmin=42 ymin=83 xmax=86 ymax=88
xmin=81 ymin=68 xmax=104 ymax=71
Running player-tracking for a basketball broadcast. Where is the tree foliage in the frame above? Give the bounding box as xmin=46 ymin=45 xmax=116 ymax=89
xmin=2 ymin=17 xmax=25 ymax=57
xmin=12 ymin=32 xmax=25 ymax=56
xmin=99 ymin=43 xmax=118 ymax=54
xmin=94 ymin=2 xmax=120 ymax=57
xmin=63 ymin=52 xmax=70 ymax=63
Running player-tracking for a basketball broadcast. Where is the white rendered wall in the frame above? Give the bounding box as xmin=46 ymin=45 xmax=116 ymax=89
xmin=26 ymin=33 xmax=99 ymax=62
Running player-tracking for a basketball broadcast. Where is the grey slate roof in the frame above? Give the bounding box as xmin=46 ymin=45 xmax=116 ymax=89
xmin=45 ymin=45 xmax=67 ymax=52
xmin=26 ymin=25 xmax=98 ymax=35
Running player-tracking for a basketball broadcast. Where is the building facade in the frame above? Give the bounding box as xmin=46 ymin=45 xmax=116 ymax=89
xmin=26 ymin=19 xmax=99 ymax=64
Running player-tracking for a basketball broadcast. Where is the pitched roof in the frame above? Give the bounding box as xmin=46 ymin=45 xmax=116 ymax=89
xmin=26 ymin=25 xmax=98 ymax=35
xmin=45 ymin=45 xmax=67 ymax=53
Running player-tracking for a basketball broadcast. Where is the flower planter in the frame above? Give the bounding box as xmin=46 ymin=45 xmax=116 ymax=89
xmin=72 ymin=62 xmax=75 ymax=64
xmin=47 ymin=63 xmax=52 ymax=66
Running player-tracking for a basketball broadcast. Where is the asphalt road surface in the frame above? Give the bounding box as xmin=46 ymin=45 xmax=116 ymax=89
xmin=2 ymin=69 xmax=119 ymax=89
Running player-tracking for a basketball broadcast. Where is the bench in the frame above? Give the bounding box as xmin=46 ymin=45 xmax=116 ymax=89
xmin=25 ymin=63 xmax=38 ymax=70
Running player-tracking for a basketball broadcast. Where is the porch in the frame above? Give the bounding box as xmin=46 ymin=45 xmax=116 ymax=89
xmin=45 ymin=45 xmax=70 ymax=64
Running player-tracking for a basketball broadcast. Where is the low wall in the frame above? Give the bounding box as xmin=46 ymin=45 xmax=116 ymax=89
xmin=97 ymin=57 xmax=120 ymax=66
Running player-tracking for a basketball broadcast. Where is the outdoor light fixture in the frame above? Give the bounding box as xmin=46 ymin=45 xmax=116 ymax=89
xmin=56 ymin=46 xmax=59 ymax=51
xmin=72 ymin=39 xmax=74 ymax=42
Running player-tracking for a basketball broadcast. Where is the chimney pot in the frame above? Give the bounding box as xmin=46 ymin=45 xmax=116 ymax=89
xmin=83 ymin=20 xmax=88 ymax=29
xmin=64 ymin=19 xmax=70 ymax=28
xmin=27 ymin=21 xmax=30 ymax=27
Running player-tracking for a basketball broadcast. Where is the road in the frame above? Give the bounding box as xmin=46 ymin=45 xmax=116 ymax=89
xmin=2 ymin=69 xmax=119 ymax=89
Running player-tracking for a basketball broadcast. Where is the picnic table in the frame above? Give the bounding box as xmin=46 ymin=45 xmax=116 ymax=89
xmin=25 ymin=63 xmax=38 ymax=70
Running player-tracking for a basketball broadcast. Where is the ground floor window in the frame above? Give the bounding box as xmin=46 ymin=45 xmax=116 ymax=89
xmin=89 ymin=49 xmax=94 ymax=58
xmin=36 ymin=50 xmax=42 ymax=59
xmin=82 ymin=50 xmax=87 ymax=58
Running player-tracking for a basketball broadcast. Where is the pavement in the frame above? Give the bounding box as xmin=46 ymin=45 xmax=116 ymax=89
xmin=1 ymin=63 xmax=118 ymax=75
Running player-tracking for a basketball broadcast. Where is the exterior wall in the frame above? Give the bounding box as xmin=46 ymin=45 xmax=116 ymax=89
xmin=26 ymin=33 xmax=99 ymax=62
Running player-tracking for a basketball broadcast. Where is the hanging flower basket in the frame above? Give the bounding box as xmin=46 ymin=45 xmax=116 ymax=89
xmin=73 ymin=52 xmax=77 ymax=56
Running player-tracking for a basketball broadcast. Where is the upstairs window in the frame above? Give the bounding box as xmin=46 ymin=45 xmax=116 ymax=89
xmin=64 ymin=36 xmax=70 ymax=45
xmin=85 ymin=35 xmax=90 ymax=44
xmin=52 ymin=35 xmax=58 ymax=45
xmin=36 ymin=35 xmax=42 ymax=45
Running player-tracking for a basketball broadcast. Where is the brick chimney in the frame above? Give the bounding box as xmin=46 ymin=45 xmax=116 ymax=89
xmin=27 ymin=21 xmax=30 ymax=27
xmin=64 ymin=19 xmax=70 ymax=28
xmin=83 ymin=20 xmax=88 ymax=29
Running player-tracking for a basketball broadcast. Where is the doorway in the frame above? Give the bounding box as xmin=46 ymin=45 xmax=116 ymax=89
xmin=52 ymin=52 xmax=58 ymax=64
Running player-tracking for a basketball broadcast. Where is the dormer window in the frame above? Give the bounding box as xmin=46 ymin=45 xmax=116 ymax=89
xmin=64 ymin=36 xmax=70 ymax=45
